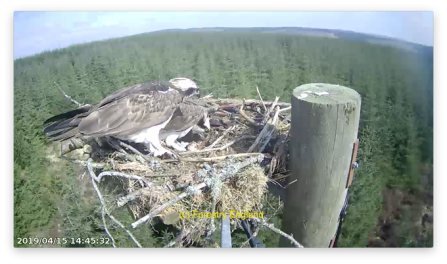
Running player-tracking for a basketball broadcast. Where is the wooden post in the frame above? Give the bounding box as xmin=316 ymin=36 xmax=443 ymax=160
xmin=279 ymin=83 xmax=361 ymax=248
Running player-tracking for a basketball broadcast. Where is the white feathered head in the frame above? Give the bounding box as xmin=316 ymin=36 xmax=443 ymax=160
xmin=169 ymin=77 xmax=200 ymax=98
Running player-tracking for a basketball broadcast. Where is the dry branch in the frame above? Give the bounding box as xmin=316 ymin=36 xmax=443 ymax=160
xmin=87 ymin=159 xmax=142 ymax=248
xmin=238 ymin=106 xmax=261 ymax=127
xmin=264 ymin=96 xmax=280 ymax=122
xmin=162 ymin=152 xmax=268 ymax=163
xmin=206 ymin=125 xmax=235 ymax=149
xmin=117 ymin=188 xmax=152 ymax=207
xmin=212 ymin=98 xmax=291 ymax=108
xmin=179 ymin=136 xmax=256 ymax=155
xmin=272 ymin=106 xmax=281 ymax=125
xmin=268 ymin=96 xmax=280 ymax=114
xmin=61 ymin=156 xmax=105 ymax=168
xmin=278 ymin=106 xmax=292 ymax=114
xmin=119 ymin=141 xmax=150 ymax=163
xmin=101 ymin=207 xmax=116 ymax=248
xmin=106 ymin=137 xmax=136 ymax=162
xmin=96 ymin=171 xmax=151 ymax=188
xmin=131 ymin=183 xmax=206 ymax=228
xmin=54 ymin=82 xmax=83 ymax=108
xmin=202 ymin=93 xmax=213 ymax=99
xmin=252 ymin=217 xmax=303 ymax=248
xmin=282 ymin=113 xmax=292 ymax=124
xmin=248 ymin=122 xmax=275 ymax=153
xmin=256 ymin=86 xmax=267 ymax=112
xmin=272 ymin=174 xmax=290 ymax=181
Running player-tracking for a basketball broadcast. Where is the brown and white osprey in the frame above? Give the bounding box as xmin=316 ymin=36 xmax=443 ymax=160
xmin=43 ymin=78 xmax=200 ymax=157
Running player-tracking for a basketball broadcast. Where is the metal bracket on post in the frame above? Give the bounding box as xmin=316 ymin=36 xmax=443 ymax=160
xmin=346 ymin=139 xmax=359 ymax=188
xmin=221 ymin=216 xmax=232 ymax=248
xmin=329 ymin=238 xmax=336 ymax=248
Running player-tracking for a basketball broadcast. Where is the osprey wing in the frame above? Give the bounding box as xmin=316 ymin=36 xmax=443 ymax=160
xmin=163 ymin=102 xmax=206 ymax=132
xmin=98 ymin=80 xmax=178 ymax=108
xmin=78 ymin=91 xmax=182 ymax=137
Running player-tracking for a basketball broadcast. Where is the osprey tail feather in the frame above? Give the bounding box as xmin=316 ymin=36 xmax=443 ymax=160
xmin=43 ymin=105 xmax=91 ymax=141
xmin=43 ymin=104 xmax=91 ymax=125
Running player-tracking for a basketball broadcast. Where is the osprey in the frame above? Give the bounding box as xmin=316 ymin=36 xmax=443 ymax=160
xmin=43 ymin=78 xmax=200 ymax=157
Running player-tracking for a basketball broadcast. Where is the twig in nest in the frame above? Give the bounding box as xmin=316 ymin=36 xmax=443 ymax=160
xmin=271 ymin=174 xmax=290 ymax=181
xmin=248 ymin=121 xmax=275 ymax=153
xmin=239 ymin=105 xmax=261 ymax=128
xmin=119 ymin=141 xmax=150 ymax=163
xmin=268 ymin=132 xmax=289 ymax=177
xmin=263 ymin=96 xmax=280 ymax=122
xmin=114 ymin=176 xmax=173 ymax=205
xmin=278 ymin=106 xmax=292 ymax=114
xmin=179 ymin=136 xmax=257 ymax=155
xmin=162 ymin=152 xmax=269 ymax=163
xmin=269 ymin=96 xmax=280 ymax=113
xmin=269 ymin=156 xmax=277 ymax=178
xmin=131 ymin=183 xmax=207 ymax=228
xmin=112 ymin=152 xmax=136 ymax=162
xmin=206 ymin=196 xmax=217 ymax=239
xmin=258 ymin=129 xmax=275 ymax=154
xmin=282 ymin=113 xmax=291 ymax=124
xmin=270 ymin=129 xmax=290 ymax=178
xmin=54 ymin=82 xmax=83 ymax=108
xmin=115 ymin=174 xmax=175 ymax=207
xmin=209 ymin=98 xmax=291 ymax=108
xmin=216 ymin=109 xmax=233 ymax=116
xmin=256 ymin=86 xmax=267 ymax=112
xmin=147 ymin=174 xmax=179 ymax=177
xmin=96 ymin=171 xmax=150 ymax=187
xmin=206 ymin=125 xmax=235 ymax=149
xmin=60 ymin=156 xmax=105 ymax=168
xmin=274 ymin=179 xmax=298 ymax=189
xmin=87 ymin=159 xmax=142 ymax=248
xmin=117 ymin=188 xmax=152 ymax=207
xmin=106 ymin=137 xmax=136 ymax=162
xmin=252 ymin=217 xmax=303 ymax=248
xmin=272 ymin=106 xmax=281 ymax=125
xmin=217 ymin=103 xmax=241 ymax=110
xmin=202 ymin=93 xmax=213 ymax=99
xmin=248 ymin=99 xmax=283 ymax=153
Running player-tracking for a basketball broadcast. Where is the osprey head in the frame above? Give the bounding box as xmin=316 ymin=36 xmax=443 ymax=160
xmin=169 ymin=77 xmax=200 ymax=98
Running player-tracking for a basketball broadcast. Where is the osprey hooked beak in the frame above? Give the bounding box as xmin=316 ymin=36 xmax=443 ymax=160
xmin=203 ymin=112 xmax=211 ymax=130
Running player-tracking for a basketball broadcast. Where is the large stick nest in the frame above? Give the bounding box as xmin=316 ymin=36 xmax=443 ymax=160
xmin=63 ymin=95 xmax=294 ymax=247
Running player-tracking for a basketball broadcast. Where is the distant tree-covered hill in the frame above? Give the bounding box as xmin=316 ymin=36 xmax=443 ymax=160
xmin=150 ymin=27 xmax=432 ymax=53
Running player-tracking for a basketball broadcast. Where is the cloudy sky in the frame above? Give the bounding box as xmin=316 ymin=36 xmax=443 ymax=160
xmin=13 ymin=11 xmax=433 ymax=59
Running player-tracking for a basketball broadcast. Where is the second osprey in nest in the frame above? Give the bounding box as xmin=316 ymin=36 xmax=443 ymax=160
xmin=43 ymin=78 xmax=211 ymax=157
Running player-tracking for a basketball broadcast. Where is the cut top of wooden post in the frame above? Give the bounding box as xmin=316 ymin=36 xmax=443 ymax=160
xmin=292 ymin=83 xmax=361 ymax=105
